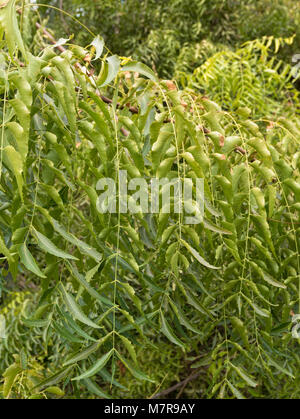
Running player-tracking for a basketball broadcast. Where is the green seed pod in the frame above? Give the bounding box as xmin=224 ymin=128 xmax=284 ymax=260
xmin=208 ymin=131 xmax=224 ymax=150
xmin=6 ymin=122 xmax=27 ymax=161
xmin=182 ymin=152 xmax=203 ymax=177
xmin=248 ymin=138 xmax=271 ymax=159
xmin=201 ymin=97 xmax=222 ymax=113
xmin=156 ymin=157 xmax=175 ymax=178
xmin=122 ymin=162 xmax=141 ymax=178
xmin=278 ymin=117 xmax=300 ymax=138
xmin=214 ymin=175 xmax=233 ymax=203
xmin=45 ymin=131 xmax=57 ymax=144
xmin=283 ymin=179 xmax=300 ymax=201
xmin=251 ymin=187 xmax=266 ymax=213
xmin=151 ymin=125 xmax=173 ymax=169
xmin=161 ymin=225 xmax=177 ymax=246
xmin=202 ymin=111 xmax=224 ymax=133
xmin=166 ymin=242 xmax=177 ymax=264
xmin=165 ymin=145 xmax=176 ymax=157
xmin=72 ymin=45 xmax=88 ymax=59
xmin=187 ymin=145 xmax=210 ymax=172
xmin=9 ymin=74 xmax=32 ymax=108
xmin=222 ymin=136 xmax=242 ymax=154
xmin=41 ymin=65 xmax=52 ymax=77
xmin=179 ymin=254 xmax=189 ymax=270
xmin=241 ymin=120 xmax=262 ymax=137
xmin=40 ymin=47 xmax=57 ymax=62
xmin=123 ymin=139 xmax=144 ymax=171
xmin=182 ymin=226 xmax=200 ymax=246
xmin=170 ymin=252 xmax=179 ymax=276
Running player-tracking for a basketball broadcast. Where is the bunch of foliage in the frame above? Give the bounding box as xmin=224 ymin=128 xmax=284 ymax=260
xmin=180 ymin=36 xmax=300 ymax=119
xmin=0 ymin=1 xmax=299 ymax=399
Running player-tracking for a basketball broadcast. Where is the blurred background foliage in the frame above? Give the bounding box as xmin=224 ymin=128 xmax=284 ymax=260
xmin=38 ymin=0 xmax=300 ymax=78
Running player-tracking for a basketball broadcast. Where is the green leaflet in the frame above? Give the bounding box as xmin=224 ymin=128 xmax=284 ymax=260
xmin=121 ymin=61 xmax=158 ymax=81
xmin=169 ymin=299 xmax=202 ymax=335
xmin=58 ymin=309 xmax=98 ymax=342
xmin=184 ymin=289 xmax=215 ymax=319
xmin=19 ymin=243 xmax=46 ymax=279
xmin=2 ymin=363 xmax=22 ymax=398
xmin=10 ymin=98 xmax=30 ymax=137
xmin=52 ymin=56 xmax=76 ymax=102
xmin=67 ymin=263 xmax=113 ymax=306
xmin=40 ymin=183 xmax=64 ymax=210
xmin=250 ymin=261 xmax=286 ymax=289
xmin=116 ymin=352 xmax=155 ymax=382
xmin=9 ymin=73 xmax=32 ymax=108
xmin=82 ymin=378 xmax=112 ymax=399
xmin=118 ymin=116 xmax=141 ymax=144
xmin=78 ymin=120 xmax=108 ymax=163
xmin=122 ymin=138 xmax=144 ymax=171
xmin=86 ymin=263 xmax=101 ymax=282
xmin=251 ymin=187 xmax=265 ymax=212
xmin=203 ymin=218 xmax=232 ymax=235
xmin=72 ymin=349 xmax=114 ymax=380
xmin=251 ymin=214 xmax=276 ymax=256
xmin=151 ymin=124 xmax=173 ymax=169
xmin=50 ymin=216 xmax=102 ymax=262
xmin=52 ymin=321 xmax=85 ymax=344
xmin=181 ymin=239 xmax=220 ymax=270
xmin=79 ymin=101 xmax=112 ymax=146
xmin=243 ymin=295 xmax=270 ymax=318
xmin=248 ymin=138 xmax=271 ymax=159
xmin=118 ymin=334 xmax=137 ymax=364
xmin=268 ymin=185 xmax=276 ymax=217
xmin=156 ymin=157 xmax=176 ymax=178
xmin=21 ymin=317 xmax=50 ymax=328
xmin=227 ymin=381 xmax=245 ymax=399
xmin=19 ymin=349 xmax=27 ymax=370
xmin=230 ymin=316 xmax=249 ymax=348
xmin=222 ymin=136 xmax=242 ymax=154
xmin=118 ymin=282 xmax=142 ymax=313
xmin=59 ymin=284 xmax=101 ymax=329
xmin=160 ymin=312 xmax=185 ymax=349
xmin=88 ymin=91 xmax=113 ymax=128
xmin=91 ymin=35 xmax=104 ymax=60
xmin=0 ymin=233 xmax=12 ymax=264
xmin=63 ymin=341 xmax=103 ymax=366
xmin=266 ymin=354 xmax=295 ymax=379
xmin=32 ymin=229 xmax=78 ymax=260
xmin=182 ymin=152 xmax=203 ymax=177
xmin=35 ymin=366 xmax=74 ymax=390
xmin=230 ymin=363 xmax=258 ymax=388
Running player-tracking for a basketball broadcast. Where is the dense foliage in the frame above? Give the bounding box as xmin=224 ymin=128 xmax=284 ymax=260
xmin=40 ymin=0 xmax=300 ymax=78
xmin=0 ymin=0 xmax=299 ymax=399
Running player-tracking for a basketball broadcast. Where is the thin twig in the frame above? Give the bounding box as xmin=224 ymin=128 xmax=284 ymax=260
xmin=150 ymin=370 xmax=202 ymax=399
xmin=59 ymin=0 xmax=69 ymax=33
